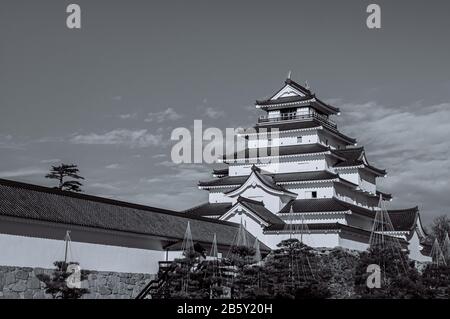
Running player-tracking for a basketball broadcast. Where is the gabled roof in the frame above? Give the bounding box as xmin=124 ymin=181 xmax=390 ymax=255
xmin=0 ymin=179 xmax=256 ymax=249
xmin=199 ymin=171 xmax=340 ymax=188
xmin=233 ymin=197 xmax=284 ymax=225
xmin=255 ymin=79 xmax=340 ymax=115
xmin=279 ymin=198 xmax=376 ymax=218
xmin=333 ymin=147 xmax=387 ymax=176
xmin=225 ymin=166 xmax=297 ymax=197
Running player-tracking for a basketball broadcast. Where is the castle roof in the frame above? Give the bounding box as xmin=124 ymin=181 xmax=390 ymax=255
xmin=387 ymin=207 xmax=420 ymax=232
xmin=254 ymin=119 xmax=357 ymax=145
xmin=279 ymin=198 xmax=377 ymax=218
xmin=255 ymin=78 xmax=340 ymax=115
xmin=200 ymin=170 xmax=340 ymax=189
xmin=333 ymin=147 xmax=387 ymax=176
xmin=0 ymin=178 xmax=265 ymax=250
xmin=224 ymin=166 xmax=297 ymax=197
xmin=234 ymin=197 xmax=285 ymax=225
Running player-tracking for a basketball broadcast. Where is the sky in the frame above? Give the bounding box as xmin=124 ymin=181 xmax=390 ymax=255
xmin=0 ymin=0 xmax=449 ymax=226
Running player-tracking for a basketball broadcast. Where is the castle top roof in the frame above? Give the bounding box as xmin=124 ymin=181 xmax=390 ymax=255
xmin=255 ymin=78 xmax=340 ymax=115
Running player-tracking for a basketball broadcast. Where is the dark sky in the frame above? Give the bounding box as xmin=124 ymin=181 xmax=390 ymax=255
xmin=1 ymin=0 xmax=449 ymax=226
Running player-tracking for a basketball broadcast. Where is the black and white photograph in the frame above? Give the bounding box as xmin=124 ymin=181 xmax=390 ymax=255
xmin=0 ymin=0 xmax=450 ymax=308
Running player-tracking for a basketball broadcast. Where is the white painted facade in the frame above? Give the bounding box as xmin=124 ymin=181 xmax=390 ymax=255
xmin=0 ymin=233 xmax=165 ymax=274
xmin=200 ymin=79 xmax=431 ymax=262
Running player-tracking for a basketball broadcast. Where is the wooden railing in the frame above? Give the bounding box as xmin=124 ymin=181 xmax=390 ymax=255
xmin=258 ymin=112 xmax=337 ymax=129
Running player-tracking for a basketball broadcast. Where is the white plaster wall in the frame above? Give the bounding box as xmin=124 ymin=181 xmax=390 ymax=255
xmin=318 ymin=131 xmax=346 ymax=150
xmin=248 ymin=132 xmax=318 ymax=149
xmin=229 ymin=157 xmax=328 ymax=176
xmin=262 ymin=233 xmax=340 ymax=250
xmin=278 ymin=214 xmax=346 ymax=225
xmin=224 ymin=211 xmax=266 ymax=246
xmin=334 ymin=184 xmax=372 ymax=209
xmin=209 ymin=191 xmax=232 ymax=203
xmin=287 ymin=184 xmax=334 ymax=199
xmin=337 ymin=170 xmax=359 ymax=186
xmin=230 ymin=186 xmax=284 ymax=213
xmin=339 ymin=237 xmax=369 ymax=251
xmin=359 ymin=170 xmax=377 ymax=194
xmin=0 ymin=233 xmax=165 ymax=274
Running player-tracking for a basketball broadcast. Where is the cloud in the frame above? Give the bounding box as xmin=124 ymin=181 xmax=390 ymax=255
xmin=105 ymin=163 xmax=120 ymax=169
xmin=118 ymin=113 xmax=137 ymax=120
xmin=145 ymin=108 xmax=182 ymax=123
xmin=70 ymin=129 xmax=163 ymax=148
xmin=90 ymin=182 xmax=121 ymax=192
xmin=0 ymin=167 xmax=48 ymax=178
xmin=40 ymin=159 xmax=61 ymax=164
xmin=333 ymin=100 xmax=450 ymax=224
xmin=152 ymin=154 xmax=167 ymax=159
xmin=204 ymin=107 xmax=225 ymax=119
xmin=0 ymin=134 xmax=25 ymax=150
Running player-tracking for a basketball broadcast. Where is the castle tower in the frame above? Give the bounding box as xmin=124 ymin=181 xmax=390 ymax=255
xmin=186 ymin=77 xmax=431 ymax=262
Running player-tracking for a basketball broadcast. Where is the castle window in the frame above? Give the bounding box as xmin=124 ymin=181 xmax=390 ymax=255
xmin=306 ymin=191 xmax=318 ymax=199
xmin=297 ymin=136 xmax=302 ymax=144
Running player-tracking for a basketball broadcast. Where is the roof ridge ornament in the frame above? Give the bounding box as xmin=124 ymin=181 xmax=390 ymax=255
xmin=287 ymin=70 xmax=292 ymax=80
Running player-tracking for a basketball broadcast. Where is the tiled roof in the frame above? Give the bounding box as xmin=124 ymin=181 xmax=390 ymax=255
xmin=199 ymin=171 xmax=339 ymax=188
xmin=387 ymin=207 xmax=419 ymax=232
xmin=255 ymin=79 xmax=340 ymax=115
xmin=237 ymin=197 xmax=284 ymax=225
xmin=279 ymin=198 xmax=376 ymax=218
xmin=212 ymin=168 xmax=229 ymax=176
xmin=0 ymin=179 xmax=259 ymax=249
xmin=333 ymin=147 xmax=387 ymax=175
xmin=184 ymin=202 xmax=232 ymax=217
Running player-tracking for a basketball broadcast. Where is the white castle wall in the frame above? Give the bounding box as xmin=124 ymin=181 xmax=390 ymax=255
xmin=278 ymin=214 xmax=346 ymax=225
xmin=229 ymin=156 xmax=328 ymax=176
xmin=286 ymin=183 xmax=334 ymax=199
xmin=248 ymin=131 xmax=318 ymax=149
xmin=229 ymin=186 xmax=287 ymax=213
xmin=262 ymin=232 xmax=341 ymax=250
xmin=0 ymin=233 xmax=165 ymax=275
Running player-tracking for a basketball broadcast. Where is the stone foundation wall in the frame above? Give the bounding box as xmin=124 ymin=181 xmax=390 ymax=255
xmin=0 ymin=266 xmax=154 ymax=299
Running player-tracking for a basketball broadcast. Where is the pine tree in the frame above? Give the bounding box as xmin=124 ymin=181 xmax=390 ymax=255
xmin=36 ymin=261 xmax=89 ymax=299
xmin=259 ymin=239 xmax=329 ymax=299
xmin=421 ymin=264 xmax=450 ymax=299
xmin=354 ymin=245 xmax=426 ymax=299
xmin=45 ymin=164 xmax=84 ymax=192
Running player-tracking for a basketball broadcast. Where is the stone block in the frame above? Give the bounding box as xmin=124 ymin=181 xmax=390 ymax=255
xmin=27 ymin=278 xmax=41 ymax=290
xmin=98 ymin=286 xmax=111 ymax=295
xmin=11 ymin=282 xmax=27 ymax=292
xmin=5 ymin=273 xmax=15 ymax=286
xmin=15 ymin=270 xmax=29 ymax=280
